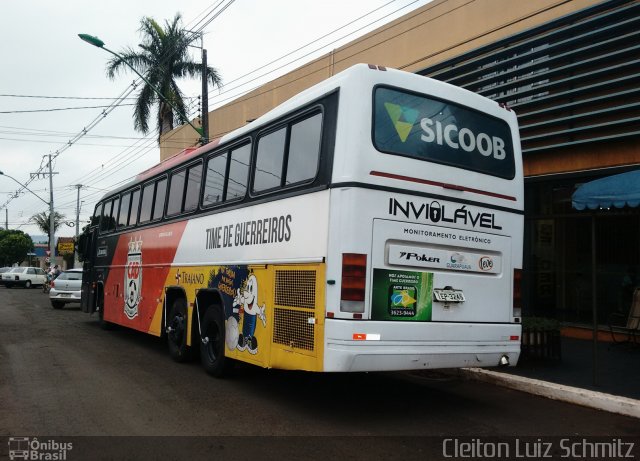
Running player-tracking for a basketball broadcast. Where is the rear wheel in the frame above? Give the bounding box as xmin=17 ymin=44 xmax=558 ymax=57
xmin=51 ymin=301 xmax=65 ymax=309
xmin=200 ymin=305 xmax=231 ymax=377
xmin=24 ymin=280 xmax=32 ymax=289
xmin=167 ymin=299 xmax=191 ymax=362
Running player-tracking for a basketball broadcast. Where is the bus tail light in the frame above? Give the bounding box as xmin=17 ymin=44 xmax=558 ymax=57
xmin=513 ymin=268 xmax=522 ymax=320
xmin=341 ymin=253 xmax=367 ymax=313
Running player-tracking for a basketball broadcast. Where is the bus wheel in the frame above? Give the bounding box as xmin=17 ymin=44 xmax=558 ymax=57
xmin=200 ymin=305 xmax=229 ymax=377
xmin=167 ymin=299 xmax=190 ymax=362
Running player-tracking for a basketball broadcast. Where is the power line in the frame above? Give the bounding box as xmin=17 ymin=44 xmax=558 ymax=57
xmin=204 ymin=0 xmax=408 ymax=107
xmin=0 ymin=94 xmax=140 ymax=100
xmin=0 ymin=104 xmax=135 ymax=114
xmin=0 ymin=0 xmax=228 ymax=211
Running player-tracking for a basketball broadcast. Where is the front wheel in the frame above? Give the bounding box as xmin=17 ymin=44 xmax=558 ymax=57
xmin=24 ymin=280 xmax=32 ymax=289
xmin=200 ymin=305 xmax=231 ymax=377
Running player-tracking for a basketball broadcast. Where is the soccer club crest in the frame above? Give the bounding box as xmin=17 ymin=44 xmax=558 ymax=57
xmin=125 ymin=237 xmax=143 ymax=319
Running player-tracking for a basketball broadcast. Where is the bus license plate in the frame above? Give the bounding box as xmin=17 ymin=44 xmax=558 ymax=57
xmin=433 ymin=289 xmax=465 ymax=303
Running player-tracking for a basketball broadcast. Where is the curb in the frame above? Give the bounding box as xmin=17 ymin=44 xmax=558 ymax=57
xmin=461 ymin=368 xmax=640 ymax=419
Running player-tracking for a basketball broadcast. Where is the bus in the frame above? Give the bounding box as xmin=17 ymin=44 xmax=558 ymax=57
xmin=79 ymin=63 xmax=523 ymax=377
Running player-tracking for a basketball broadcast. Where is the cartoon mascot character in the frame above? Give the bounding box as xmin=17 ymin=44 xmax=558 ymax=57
xmin=231 ymin=273 xmax=266 ymax=355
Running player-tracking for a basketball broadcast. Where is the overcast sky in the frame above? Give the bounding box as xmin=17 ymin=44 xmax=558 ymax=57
xmin=1 ymin=0 xmax=431 ymax=240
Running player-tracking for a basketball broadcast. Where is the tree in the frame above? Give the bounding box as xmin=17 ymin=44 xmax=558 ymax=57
xmin=106 ymin=14 xmax=222 ymax=143
xmin=0 ymin=230 xmax=34 ymax=266
xmin=30 ymin=211 xmax=66 ymax=244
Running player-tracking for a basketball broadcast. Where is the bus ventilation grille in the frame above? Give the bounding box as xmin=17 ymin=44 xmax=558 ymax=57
xmin=273 ymin=270 xmax=316 ymax=351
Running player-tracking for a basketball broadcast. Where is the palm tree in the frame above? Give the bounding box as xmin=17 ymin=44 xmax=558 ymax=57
xmin=106 ymin=14 xmax=222 ymax=143
xmin=30 ymin=211 xmax=66 ymax=243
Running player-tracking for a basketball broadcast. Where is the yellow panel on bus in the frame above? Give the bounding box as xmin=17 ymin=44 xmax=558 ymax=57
xmin=155 ymin=263 xmax=325 ymax=372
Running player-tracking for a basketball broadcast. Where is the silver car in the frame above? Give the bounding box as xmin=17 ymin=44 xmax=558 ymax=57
xmin=49 ymin=268 xmax=83 ymax=309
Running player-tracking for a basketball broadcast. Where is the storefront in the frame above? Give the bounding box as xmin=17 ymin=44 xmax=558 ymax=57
xmin=525 ymin=168 xmax=640 ymax=324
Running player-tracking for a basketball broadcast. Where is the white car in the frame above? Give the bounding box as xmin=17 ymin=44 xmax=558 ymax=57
xmin=49 ymin=268 xmax=83 ymax=309
xmin=2 ymin=266 xmax=47 ymax=288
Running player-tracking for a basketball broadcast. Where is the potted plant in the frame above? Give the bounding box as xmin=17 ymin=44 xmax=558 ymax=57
xmin=520 ymin=317 xmax=561 ymax=361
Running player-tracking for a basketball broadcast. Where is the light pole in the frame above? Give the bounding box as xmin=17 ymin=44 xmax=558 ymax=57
xmin=0 ymin=170 xmax=54 ymax=260
xmin=78 ymin=33 xmax=207 ymax=144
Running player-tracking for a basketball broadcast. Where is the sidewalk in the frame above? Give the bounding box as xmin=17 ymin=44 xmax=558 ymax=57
xmin=465 ymin=337 xmax=640 ymax=418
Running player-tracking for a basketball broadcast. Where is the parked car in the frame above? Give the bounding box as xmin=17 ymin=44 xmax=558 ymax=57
xmin=49 ymin=268 xmax=83 ymax=309
xmin=2 ymin=266 xmax=47 ymax=288
xmin=0 ymin=267 xmax=11 ymax=286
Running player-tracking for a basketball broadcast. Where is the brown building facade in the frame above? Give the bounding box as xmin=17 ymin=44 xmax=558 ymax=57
xmin=161 ymin=0 xmax=640 ymax=326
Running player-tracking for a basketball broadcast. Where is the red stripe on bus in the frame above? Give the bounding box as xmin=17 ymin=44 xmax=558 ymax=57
xmin=369 ymin=171 xmax=517 ymax=201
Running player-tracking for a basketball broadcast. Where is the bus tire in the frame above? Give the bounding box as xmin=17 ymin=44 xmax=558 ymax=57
xmin=167 ymin=298 xmax=191 ymax=362
xmin=200 ymin=305 xmax=230 ymax=377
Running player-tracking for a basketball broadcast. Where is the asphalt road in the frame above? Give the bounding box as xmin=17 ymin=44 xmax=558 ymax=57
xmin=1 ymin=285 xmax=638 ymax=460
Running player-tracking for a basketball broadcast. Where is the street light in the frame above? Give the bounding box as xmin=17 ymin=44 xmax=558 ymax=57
xmin=78 ymin=33 xmax=206 ymax=144
xmin=0 ymin=171 xmax=48 ymax=206
xmin=0 ymin=170 xmax=56 ymax=260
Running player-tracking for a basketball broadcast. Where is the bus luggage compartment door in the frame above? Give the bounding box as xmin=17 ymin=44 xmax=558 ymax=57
xmin=371 ymin=219 xmax=512 ymax=323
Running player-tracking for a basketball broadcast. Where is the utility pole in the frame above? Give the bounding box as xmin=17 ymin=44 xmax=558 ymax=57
xmin=31 ymin=156 xmax=58 ymax=265
xmin=48 ymin=154 xmax=56 ymax=265
xmin=5 ymin=208 xmax=7 ymax=230
xmin=201 ymin=48 xmax=209 ymax=144
xmin=74 ymin=184 xmax=83 ymax=267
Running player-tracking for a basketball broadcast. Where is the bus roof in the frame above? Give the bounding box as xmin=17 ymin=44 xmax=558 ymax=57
xmin=96 ymin=63 xmax=514 ymax=203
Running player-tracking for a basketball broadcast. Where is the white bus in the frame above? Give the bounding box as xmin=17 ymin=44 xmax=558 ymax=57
xmin=80 ymin=63 xmax=523 ymax=376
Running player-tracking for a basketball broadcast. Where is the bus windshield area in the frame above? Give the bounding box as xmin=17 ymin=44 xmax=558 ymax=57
xmin=373 ymin=86 xmax=515 ymax=179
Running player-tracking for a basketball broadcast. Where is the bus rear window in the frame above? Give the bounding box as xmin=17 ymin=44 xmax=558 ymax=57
xmin=373 ymin=87 xmax=515 ymax=179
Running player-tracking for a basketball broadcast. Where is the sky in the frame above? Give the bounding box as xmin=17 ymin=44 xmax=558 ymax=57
xmin=1 ymin=0 xmax=431 ymax=241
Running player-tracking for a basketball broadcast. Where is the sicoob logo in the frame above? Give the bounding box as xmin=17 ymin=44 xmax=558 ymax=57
xmin=384 ymin=102 xmax=419 ymax=142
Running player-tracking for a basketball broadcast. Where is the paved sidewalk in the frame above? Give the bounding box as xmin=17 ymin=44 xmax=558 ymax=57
xmin=463 ymin=337 xmax=640 ymax=418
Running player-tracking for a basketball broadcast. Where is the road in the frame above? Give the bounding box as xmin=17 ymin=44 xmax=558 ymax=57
xmin=1 ymin=285 xmax=638 ymax=460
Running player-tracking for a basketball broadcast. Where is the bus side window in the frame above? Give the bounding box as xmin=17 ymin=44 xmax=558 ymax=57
xmin=128 ymin=188 xmax=140 ymax=226
xmin=254 ymin=127 xmax=286 ymax=193
xmin=152 ymin=178 xmax=167 ymax=220
xmin=227 ymin=144 xmax=250 ymax=200
xmin=118 ymin=192 xmax=131 ymax=228
xmin=139 ymin=183 xmax=154 ymax=223
xmin=99 ymin=200 xmax=112 ymax=233
xmin=109 ymin=197 xmax=119 ymax=232
xmin=184 ymin=163 xmax=202 ymax=212
xmin=203 ymin=152 xmax=228 ymax=206
xmin=286 ymin=112 xmax=322 ymax=185
xmin=167 ymin=170 xmax=186 ymax=217
xmin=91 ymin=205 xmax=101 ymax=227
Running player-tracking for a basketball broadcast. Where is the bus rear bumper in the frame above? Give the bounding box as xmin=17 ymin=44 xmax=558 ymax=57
xmin=323 ymin=319 xmax=521 ymax=372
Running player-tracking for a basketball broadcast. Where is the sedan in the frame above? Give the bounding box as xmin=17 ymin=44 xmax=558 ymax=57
xmin=2 ymin=266 xmax=47 ymax=288
xmin=50 ymin=268 xmax=83 ymax=309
